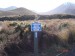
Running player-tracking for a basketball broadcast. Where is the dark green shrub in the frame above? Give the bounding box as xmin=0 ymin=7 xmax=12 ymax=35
xmin=15 ymin=25 xmax=21 ymax=32
xmin=9 ymin=22 xmax=17 ymax=26
xmin=25 ymin=24 xmax=31 ymax=31
xmin=59 ymin=23 xmax=69 ymax=31
xmin=0 ymin=37 xmax=3 ymax=42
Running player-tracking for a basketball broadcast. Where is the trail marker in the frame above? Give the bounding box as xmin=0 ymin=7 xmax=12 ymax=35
xmin=31 ymin=22 xmax=42 ymax=32
xmin=31 ymin=22 xmax=42 ymax=56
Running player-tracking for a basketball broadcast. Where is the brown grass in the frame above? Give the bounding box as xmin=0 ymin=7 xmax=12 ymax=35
xmin=0 ymin=19 xmax=75 ymax=56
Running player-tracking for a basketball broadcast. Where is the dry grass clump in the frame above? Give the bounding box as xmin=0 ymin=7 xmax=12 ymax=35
xmin=56 ymin=29 xmax=69 ymax=42
xmin=58 ymin=21 xmax=75 ymax=39
xmin=41 ymin=19 xmax=75 ymax=47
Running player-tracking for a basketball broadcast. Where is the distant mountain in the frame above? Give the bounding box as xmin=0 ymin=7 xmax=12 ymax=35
xmin=9 ymin=7 xmax=37 ymax=15
xmin=41 ymin=2 xmax=75 ymax=15
xmin=0 ymin=7 xmax=37 ymax=17
xmin=0 ymin=6 xmax=17 ymax=11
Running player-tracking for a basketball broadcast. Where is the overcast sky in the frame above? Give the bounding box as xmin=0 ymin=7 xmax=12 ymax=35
xmin=0 ymin=0 xmax=75 ymax=12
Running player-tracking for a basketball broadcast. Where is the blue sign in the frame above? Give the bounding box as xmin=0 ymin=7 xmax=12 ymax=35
xmin=31 ymin=22 xmax=42 ymax=31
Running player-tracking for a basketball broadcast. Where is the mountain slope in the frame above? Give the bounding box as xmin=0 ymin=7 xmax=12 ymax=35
xmin=0 ymin=11 xmax=18 ymax=17
xmin=42 ymin=2 xmax=75 ymax=15
xmin=0 ymin=7 xmax=37 ymax=17
xmin=9 ymin=7 xmax=37 ymax=15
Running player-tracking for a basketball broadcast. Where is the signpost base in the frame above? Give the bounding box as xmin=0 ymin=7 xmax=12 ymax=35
xmin=34 ymin=32 xmax=38 ymax=56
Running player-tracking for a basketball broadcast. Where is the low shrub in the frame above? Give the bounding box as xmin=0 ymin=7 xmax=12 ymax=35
xmin=59 ymin=23 xmax=70 ymax=31
xmin=9 ymin=22 xmax=17 ymax=26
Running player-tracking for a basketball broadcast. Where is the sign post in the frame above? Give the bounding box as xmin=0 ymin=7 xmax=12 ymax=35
xmin=31 ymin=22 xmax=42 ymax=56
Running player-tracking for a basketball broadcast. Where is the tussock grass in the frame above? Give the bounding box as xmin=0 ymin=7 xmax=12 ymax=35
xmin=0 ymin=19 xmax=75 ymax=56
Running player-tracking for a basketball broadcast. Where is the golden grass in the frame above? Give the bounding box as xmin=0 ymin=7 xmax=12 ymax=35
xmin=0 ymin=19 xmax=75 ymax=39
xmin=56 ymin=29 xmax=69 ymax=41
